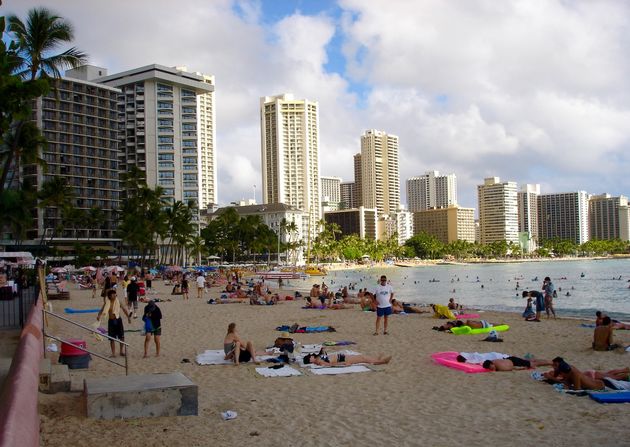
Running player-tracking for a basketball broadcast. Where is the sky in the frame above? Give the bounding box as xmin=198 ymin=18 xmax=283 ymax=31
xmin=5 ymin=0 xmax=630 ymax=210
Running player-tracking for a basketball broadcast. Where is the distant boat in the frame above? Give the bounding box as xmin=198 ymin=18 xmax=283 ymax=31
xmin=258 ymin=271 xmax=306 ymax=280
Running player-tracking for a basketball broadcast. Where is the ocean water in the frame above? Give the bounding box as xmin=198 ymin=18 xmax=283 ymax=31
xmin=324 ymin=258 xmax=630 ymax=320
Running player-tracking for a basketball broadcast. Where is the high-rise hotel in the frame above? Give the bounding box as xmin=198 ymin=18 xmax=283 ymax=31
xmin=589 ymin=194 xmax=630 ymax=241
xmin=538 ymin=191 xmax=589 ymax=245
xmin=96 ymin=64 xmax=216 ymax=210
xmin=359 ymin=130 xmax=400 ymax=217
xmin=407 ymin=170 xmax=457 ymax=212
xmin=260 ymin=94 xmax=321 ymax=241
xmin=477 ymin=177 xmax=519 ymax=244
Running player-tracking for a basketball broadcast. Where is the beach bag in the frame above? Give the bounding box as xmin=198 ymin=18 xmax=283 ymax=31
xmin=142 ymin=315 xmax=153 ymax=333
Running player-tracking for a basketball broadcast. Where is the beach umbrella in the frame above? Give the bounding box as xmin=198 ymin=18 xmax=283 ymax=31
xmin=81 ymin=266 xmax=97 ymax=272
xmin=167 ymin=265 xmax=182 ymax=272
xmin=51 ymin=267 xmax=67 ymax=273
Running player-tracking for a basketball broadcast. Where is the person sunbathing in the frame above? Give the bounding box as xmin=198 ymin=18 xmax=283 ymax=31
xmin=223 ymin=322 xmax=258 ymax=366
xmin=464 ymin=319 xmax=494 ymax=329
xmin=391 ymin=299 xmax=429 ymax=314
xmin=302 ymin=349 xmax=391 ymax=366
xmin=542 ymin=357 xmax=605 ymax=390
xmin=432 ymin=320 xmax=464 ymax=331
xmin=482 ymin=356 xmax=552 ymax=371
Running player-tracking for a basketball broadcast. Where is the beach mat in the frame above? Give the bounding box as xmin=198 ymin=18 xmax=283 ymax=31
xmin=589 ymin=391 xmax=630 ymax=403
xmin=255 ymin=365 xmax=302 ymax=377
xmin=430 ymin=351 xmax=490 ymax=373
xmin=309 ymin=365 xmax=371 ymax=375
xmin=64 ymin=308 xmax=100 ymax=314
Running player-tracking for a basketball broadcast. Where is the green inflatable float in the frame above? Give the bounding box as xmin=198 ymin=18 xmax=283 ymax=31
xmin=451 ymin=324 xmax=510 ymax=335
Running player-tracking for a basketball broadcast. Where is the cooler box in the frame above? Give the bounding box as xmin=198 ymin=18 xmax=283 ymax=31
xmin=59 ymin=338 xmax=91 ymax=369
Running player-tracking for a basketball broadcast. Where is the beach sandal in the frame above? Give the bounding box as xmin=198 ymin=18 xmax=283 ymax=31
xmin=383 ymin=331 xmax=389 ymax=335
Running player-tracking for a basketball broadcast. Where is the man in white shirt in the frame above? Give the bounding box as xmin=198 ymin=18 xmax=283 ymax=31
xmin=372 ymin=275 xmax=394 ymax=335
xmin=196 ymin=273 xmax=205 ymax=299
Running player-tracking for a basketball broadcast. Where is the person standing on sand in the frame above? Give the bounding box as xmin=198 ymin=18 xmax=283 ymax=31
xmin=372 ymin=275 xmax=394 ymax=335
xmin=196 ymin=272 xmax=205 ymax=299
xmin=543 ymin=276 xmax=556 ymax=319
xmin=96 ymin=289 xmax=132 ymax=357
xmin=142 ymin=300 xmax=162 ymax=358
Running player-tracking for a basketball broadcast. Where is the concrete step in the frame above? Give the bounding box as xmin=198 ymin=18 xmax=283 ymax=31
xmin=49 ymin=364 xmax=70 ymax=393
xmin=84 ymin=372 xmax=198 ymax=419
xmin=39 ymin=358 xmax=71 ymax=393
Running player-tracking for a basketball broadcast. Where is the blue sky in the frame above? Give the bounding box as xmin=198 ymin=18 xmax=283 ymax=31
xmin=6 ymin=0 xmax=630 ymax=210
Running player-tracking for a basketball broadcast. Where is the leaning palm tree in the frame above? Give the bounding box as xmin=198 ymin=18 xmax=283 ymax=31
xmin=8 ymin=7 xmax=88 ymax=80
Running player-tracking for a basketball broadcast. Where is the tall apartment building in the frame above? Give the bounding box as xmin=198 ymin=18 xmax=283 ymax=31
xmin=406 ymin=170 xmax=457 ymax=212
xmin=260 ymin=94 xmax=321 ymax=242
xmin=340 ymin=182 xmax=356 ymax=209
xmin=477 ymin=177 xmax=519 ymax=245
xmin=412 ymin=205 xmax=475 ymax=244
xmin=324 ymin=207 xmax=377 ymax=240
xmin=22 ymin=72 xmax=121 ymax=245
xmin=537 ymin=191 xmax=589 ymax=245
xmin=589 ymin=194 xmax=629 ymax=241
xmin=353 ymin=153 xmax=362 ymax=207
xmin=518 ymin=184 xmax=540 ymax=251
xmin=360 ymin=130 xmax=400 ymax=217
xmin=95 ymin=64 xmax=215 ymax=211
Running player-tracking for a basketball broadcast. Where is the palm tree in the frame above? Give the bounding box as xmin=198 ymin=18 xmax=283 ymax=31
xmin=8 ymin=7 xmax=88 ymax=80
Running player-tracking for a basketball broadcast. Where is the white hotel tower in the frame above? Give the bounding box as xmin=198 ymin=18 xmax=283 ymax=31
xmin=260 ymin=94 xmax=321 ymax=241
xmin=96 ymin=64 xmax=216 ymax=210
xmin=477 ymin=177 xmax=519 ymax=245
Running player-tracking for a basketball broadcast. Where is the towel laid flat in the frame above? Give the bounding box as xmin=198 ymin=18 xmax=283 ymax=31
xmin=309 ymin=365 xmax=372 ymax=375
xmin=255 ymin=365 xmax=302 ymax=377
xmin=195 ymin=349 xmax=273 ymax=365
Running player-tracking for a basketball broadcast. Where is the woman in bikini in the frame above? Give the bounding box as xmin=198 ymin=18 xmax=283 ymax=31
xmin=223 ymin=323 xmax=258 ymax=366
xmin=302 ymin=349 xmax=391 ymax=366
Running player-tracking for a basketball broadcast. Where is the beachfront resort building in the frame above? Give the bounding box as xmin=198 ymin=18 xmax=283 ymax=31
xmin=376 ymin=209 xmax=414 ymax=245
xmin=518 ymin=184 xmax=541 ymax=252
xmin=477 ymin=177 xmax=519 ymax=245
xmin=260 ymin=94 xmax=321 ymax=244
xmin=207 ymin=203 xmax=305 ymax=265
xmin=588 ymin=194 xmax=629 ymax=241
xmin=324 ymin=207 xmax=378 ymax=240
xmin=14 ymin=70 xmax=122 ymax=250
xmin=321 ymin=176 xmax=342 ymax=212
xmin=95 ymin=64 xmax=216 ymax=210
xmin=537 ymin=191 xmax=590 ymax=245
xmin=359 ymin=130 xmax=400 ymax=217
xmin=406 ymin=171 xmax=457 ymax=212
xmin=340 ymin=182 xmax=356 ymax=210
xmin=412 ymin=205 xmax=475 ymax=244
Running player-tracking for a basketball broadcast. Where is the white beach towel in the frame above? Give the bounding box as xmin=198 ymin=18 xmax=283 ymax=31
xmin=309 ymin=365 xmax=372 ymax=375
xmin=460 ymin=352 xmax=510 ymax=364
xmin=255 ymin=365 xmax=302 ymax=377
xmin=195 ymin=349 xmax=274 ymax=365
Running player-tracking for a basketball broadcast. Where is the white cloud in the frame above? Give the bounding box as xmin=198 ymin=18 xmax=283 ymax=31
xmin=6 ymin=0 xmax=630 ymax=210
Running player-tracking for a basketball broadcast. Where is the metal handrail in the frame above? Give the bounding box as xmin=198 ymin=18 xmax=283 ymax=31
xmin=42 ymin=309 xmax=129 ymax=375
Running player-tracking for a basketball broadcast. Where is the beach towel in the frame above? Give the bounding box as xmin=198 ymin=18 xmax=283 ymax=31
xmin=195 ymin=350 xmax=274 ymax=365
xmin=65 ymin=307 xmax=100 ymax=314
xmin=309 ymin=365 xmax=371 ymax=375
xmin=276 ymin=325 xmax=336 ymax=333
xmin=433 ymin=304 xmax=456 ymax=320
xmin=255 ymin=365 xmax=302 ymax=377
xmin=322 ymin=341 xmax=356 ymax=346
xmin=590 ymin=391 xmax=630 ymax=403
xmin=430 ymin=352 xmax=491 ymax=373
xmin=459 ymin=352 xmax=510 ymax=364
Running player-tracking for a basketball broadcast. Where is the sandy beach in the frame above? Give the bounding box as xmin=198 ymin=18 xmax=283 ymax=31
xmin=39 ymin=275 xmax=630 ymax=447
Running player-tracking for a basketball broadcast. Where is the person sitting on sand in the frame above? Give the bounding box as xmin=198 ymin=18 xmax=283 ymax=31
xmin=448 ymin=298 xmax=462 ymax=311
xmin=302 ymin=349 xmax=391 ymax=366
xmin=360 ymin=291 xmax=377 ymax=312
xmin=595 ymin=311 xmax=630 ymax=329
xmin=522 ymin=290 xmax=544 ymax=321
xmin=224 ymin=322 xmax=258 ymax=366
xmin=482 ymin=356 xmax=552 ymax=371
xmin=542 ymin=357 xmax=605 ymax=390
xmin=593 ymin=316 xmax=620 ymax=351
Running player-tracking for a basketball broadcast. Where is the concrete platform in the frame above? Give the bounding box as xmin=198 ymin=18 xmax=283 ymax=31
xmin=84 ymin=372 xmax=197 ymax=419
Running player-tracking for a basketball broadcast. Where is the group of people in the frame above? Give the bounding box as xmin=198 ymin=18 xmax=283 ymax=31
xmin=521 ymin=276 xmax=557 ymax=321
